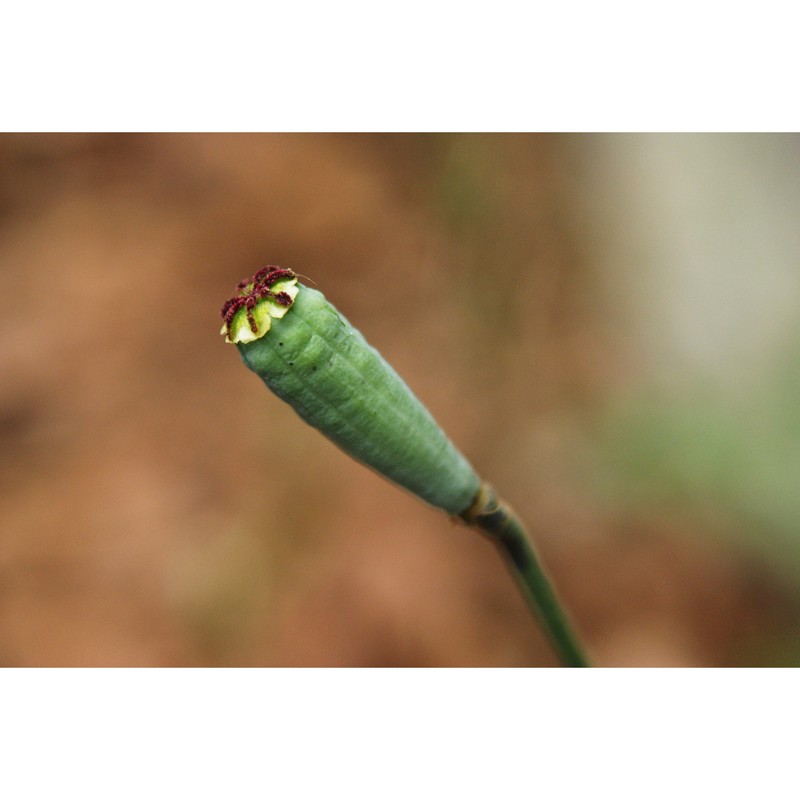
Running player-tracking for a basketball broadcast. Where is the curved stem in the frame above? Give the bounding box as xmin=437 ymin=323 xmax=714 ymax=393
xmin=461 ymin=483 xmax=591 ymax=667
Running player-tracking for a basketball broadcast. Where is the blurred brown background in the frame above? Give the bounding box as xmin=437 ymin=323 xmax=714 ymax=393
xmin=1 ymin=133 xmax=799 ymax=667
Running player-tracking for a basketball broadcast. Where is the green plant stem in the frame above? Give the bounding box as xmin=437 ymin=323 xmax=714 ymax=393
xmin=461 ymin=484 xmax=591 ymax=667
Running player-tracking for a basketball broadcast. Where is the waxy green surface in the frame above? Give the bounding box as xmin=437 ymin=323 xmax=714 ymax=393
xmin=236 ymin=285 xmax=480 ymax=515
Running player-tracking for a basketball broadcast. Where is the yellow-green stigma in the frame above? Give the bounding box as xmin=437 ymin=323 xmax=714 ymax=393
xmin=220 ymin=265 xmax=299 ymax=344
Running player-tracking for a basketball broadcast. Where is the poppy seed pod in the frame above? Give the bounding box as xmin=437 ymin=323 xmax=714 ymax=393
xmin=221 ymin=266 xmax=481 ymax=515
xmin=220 ymin=266 xmax=590 ymax=667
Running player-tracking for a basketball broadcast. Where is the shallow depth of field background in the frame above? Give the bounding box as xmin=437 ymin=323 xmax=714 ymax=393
xmin=1 ymin=133 xmax=799 ymax=667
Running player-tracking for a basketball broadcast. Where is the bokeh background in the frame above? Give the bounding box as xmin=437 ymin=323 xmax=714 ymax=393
xmin=1 ymin=133 xmax=799 ymax=667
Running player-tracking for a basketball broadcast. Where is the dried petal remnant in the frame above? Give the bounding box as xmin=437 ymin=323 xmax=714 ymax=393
xmin=220 ymin=265 xmax=299 ymax=343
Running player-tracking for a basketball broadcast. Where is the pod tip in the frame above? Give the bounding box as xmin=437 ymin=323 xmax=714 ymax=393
xmin=220 ymin=265 xmax=299 ymax=344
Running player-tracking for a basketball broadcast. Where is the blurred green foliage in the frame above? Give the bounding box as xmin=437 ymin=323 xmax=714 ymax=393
xmin=591 ymin=344 xmax=800 ymax=580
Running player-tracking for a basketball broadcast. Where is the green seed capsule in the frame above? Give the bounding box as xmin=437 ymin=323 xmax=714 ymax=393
xmin=221 ymin=266 xmax=480 ymax=515
xmin=221 ymin=266 xmax=591 ymax=667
